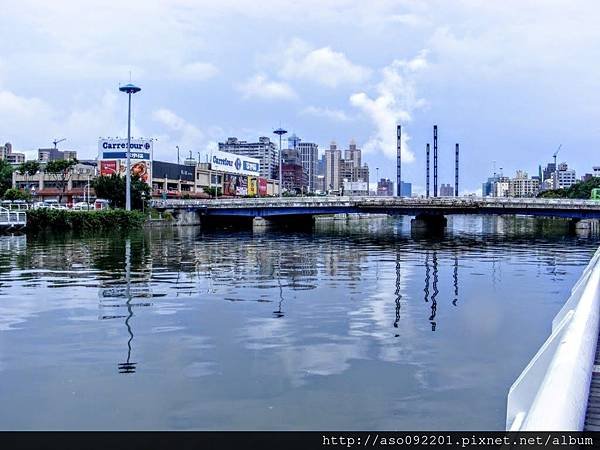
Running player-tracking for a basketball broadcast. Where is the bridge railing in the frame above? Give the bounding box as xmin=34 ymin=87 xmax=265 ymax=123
xmin=0 ymin=207 xmax=27 ymax=226
xmin=149 ymin=195 xmax=600 ymax=211
xmin=506 ymin=245 xmax=600 ymax=431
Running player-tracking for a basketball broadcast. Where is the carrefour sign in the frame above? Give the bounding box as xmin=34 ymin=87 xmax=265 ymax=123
xmin=98 ymin=138 xmax=153 ymax=160
xmin=211 ymin=149 xmax=260 ymax=176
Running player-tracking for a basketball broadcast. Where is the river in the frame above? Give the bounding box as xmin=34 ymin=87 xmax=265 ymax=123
xmin=0 ymin=215 xmax=598 ymax=430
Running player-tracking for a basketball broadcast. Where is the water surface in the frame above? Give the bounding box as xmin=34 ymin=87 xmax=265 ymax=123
xmin=0 ymin=215 xmax=598 ymax=430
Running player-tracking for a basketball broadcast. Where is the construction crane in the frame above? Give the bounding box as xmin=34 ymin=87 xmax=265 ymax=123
xmin=53 ymin=138 xmax=66 ymax=149
xmin=553 ymin=144 xmax=562 ymax=189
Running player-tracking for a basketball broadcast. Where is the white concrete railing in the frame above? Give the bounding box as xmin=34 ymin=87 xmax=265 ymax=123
xmin=506 ymin=246 xmax=600 ymax=431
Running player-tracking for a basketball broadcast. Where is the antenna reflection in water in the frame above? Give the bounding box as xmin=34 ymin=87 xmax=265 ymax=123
xmin=430 ymin=252 xmax=438 ymax=331
xmin=393 ymin=249 xmax=401 ymax=336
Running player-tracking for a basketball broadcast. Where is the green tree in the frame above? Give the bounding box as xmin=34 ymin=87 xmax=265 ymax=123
xmin=45 ymin=158 xmax=78 ymax=203
xmin=0 ymin=159 xmax=14 ymax=197
xmin=3 ymin=188 xmax=32 ymax=201
xmin=92 ymin=173 xmax=150 ymax=210
xmin=17 ymin=160 xmax=41 ymax=192
xmin=538 ymin=177 xmax=600 ymax=199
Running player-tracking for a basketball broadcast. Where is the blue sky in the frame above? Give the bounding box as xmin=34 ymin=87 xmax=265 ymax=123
xmin=0 ymin=0 xmax=598 ymax=194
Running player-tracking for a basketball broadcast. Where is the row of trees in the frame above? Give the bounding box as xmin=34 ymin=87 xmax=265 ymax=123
xmin=537 ymin=177 xmax=600 ymax=199
xmin=0 ymin=159 xmax=150 ymax=211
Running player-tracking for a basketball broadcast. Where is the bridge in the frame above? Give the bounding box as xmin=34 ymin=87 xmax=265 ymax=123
xmin=151 ymin=196 xmax=600 ymax=230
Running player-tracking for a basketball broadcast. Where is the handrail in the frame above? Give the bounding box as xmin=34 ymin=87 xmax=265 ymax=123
xmin=506 ymin=246 xmax=600 ymax=431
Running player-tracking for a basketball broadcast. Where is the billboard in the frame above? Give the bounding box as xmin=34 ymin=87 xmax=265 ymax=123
xmin=248 ymin=177 xmax=258 ymax=196
xmin=100 ymin=160 xmax=118 ymax=176
xmin=223 ymin=174 xmax=248 ymax=196
xmin=258 ymin=178 xmax=267 ymax=196
xmin=210 ymin=149 xmax=260 ymax=176
xmin=152 ymin=161 xmax=194 ymax=182
xmin=98 ymin=138 xmax=153 ymax=186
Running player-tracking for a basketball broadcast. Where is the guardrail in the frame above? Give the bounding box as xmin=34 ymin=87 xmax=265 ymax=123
xmin=0 ymin=206 xmax=27 ymax=227
xmin=150 ymin=196 xmax=600 ymax=210
xmin=506 ymin=246 xmax=600 ymax=431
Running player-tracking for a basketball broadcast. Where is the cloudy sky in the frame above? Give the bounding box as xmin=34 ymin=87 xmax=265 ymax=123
xmin=1 ymin=0 xmax=598 ymax=193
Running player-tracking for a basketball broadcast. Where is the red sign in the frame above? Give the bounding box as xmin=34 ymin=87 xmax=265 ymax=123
xmin=258 ymin=177 xmax=267 ymax=196
xmin=100 ymin=160 xmax=117 ymax=176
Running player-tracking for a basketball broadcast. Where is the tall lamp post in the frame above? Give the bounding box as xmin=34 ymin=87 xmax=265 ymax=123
xmin=273 ymin=127 xmax=287 ymax=198
xmin=119 ymin=83 xmax=141 ymax=211
xmin=376 ymin=167 xmax=379 ymax=196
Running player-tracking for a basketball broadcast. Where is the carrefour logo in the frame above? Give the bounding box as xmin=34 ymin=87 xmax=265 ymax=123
xmin=235 ymin=158 xmax=242 ymax=171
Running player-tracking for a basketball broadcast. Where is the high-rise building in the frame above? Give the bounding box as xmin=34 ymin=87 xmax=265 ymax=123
xmin=542 ymin=162 xmax=556 ymax=183
xmin=440 ymin=183 xmax=454 ymax=197
xmin=0 ymin=142 xmax=25 ymax=164
xmin=218 ymin=137 xmax=278 ymax=179
xmin=509 ymin=171 xmax=539 ymax=197
xmin=593 ymin=166 xmax=600 ymax=178
xmin=288 ymin=134 xmax=319 ymax=192
xmin=325 ymin=142 xmax=341 ymax=193
xmin=550 ymin=162 xmax=577 ymax=189
xmin=281 ymin=148 xmax=308 ymax=192
xmin=400 ymin=181 xmax=412 ymax=197
xmin=344 ymin=140 xmax=361 ymax=167
xmin=377 ymin=178 xmax=394 ymax=196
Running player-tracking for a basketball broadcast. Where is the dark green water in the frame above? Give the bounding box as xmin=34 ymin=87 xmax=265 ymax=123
xmin=0 ymin=216 xmax=598 ymax=430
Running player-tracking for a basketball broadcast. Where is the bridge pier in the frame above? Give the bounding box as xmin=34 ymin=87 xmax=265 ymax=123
xmin=411 ymin=213 xmax=447 ymax=235
xmin=252 ymin=217 xmax=275 ymax=232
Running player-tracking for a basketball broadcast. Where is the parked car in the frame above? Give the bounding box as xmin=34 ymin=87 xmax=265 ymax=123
xmin=94 ymin=199 xmax=110 ymax=210
xmin=72 ymin=202 xmax=93 ymax=210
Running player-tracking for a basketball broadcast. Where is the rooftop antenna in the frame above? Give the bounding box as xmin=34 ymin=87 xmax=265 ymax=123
xmin=53 ymin=138 xmax=66 ymax=149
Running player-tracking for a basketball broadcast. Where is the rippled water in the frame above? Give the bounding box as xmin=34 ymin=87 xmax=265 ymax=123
xmin=0 ymin=215 xmax=598 ymax=430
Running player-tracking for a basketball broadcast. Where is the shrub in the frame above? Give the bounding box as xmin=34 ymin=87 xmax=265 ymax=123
xmin=26 ymin=208 xmax=146 ymax=232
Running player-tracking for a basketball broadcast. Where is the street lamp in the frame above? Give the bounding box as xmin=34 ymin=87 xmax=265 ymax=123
xmin=119 ymin=83 xmax=141 ymax=211
xmin=376 ymin=167 xmax=379 ymax=196
xmin=273 ymin=127 xmax=287 ymax=198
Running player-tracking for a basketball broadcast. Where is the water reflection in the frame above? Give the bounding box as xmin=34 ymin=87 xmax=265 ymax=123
xmin=0 ymin=215 xmax=599 ymax=430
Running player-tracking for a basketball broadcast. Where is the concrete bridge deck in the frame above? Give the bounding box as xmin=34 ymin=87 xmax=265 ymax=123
xmin=152 ymin=196 xmax=600 ymax=220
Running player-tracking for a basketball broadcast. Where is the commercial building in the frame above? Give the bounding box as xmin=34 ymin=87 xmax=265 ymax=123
xmin=218 ymin=137 xmax=278 ymax=179
xmin=13 ymin=160 xmax=97 ymax=203
xmin=0 ymin=142 xmax=25 ymax=164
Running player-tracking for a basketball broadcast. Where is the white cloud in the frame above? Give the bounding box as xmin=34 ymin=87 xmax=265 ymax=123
xmin=350 ymin=51 xmax=429 ymax=162
xmin=279 ymin=38 xmax=371 ymax=88
xmin=236 ymin=74 xmax=298 ymax=101
xmin=174 ymin=61 xmax=219 ymax=81
xmin=152 ymin=108 xmax=222 ymax=162
xmin=300 ymin=106 xmax=352 ymax=122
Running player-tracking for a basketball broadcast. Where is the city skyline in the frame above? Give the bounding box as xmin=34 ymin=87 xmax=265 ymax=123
xmin=1 ymin=1 xmax=599 ymax=195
